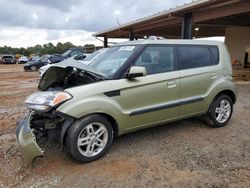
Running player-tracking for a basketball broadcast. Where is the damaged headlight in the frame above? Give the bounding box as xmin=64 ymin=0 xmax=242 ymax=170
xmin=25 ymin=91 xmax=72 ymax=111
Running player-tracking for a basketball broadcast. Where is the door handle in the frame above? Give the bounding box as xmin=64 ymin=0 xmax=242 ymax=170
xmin=167 ymin=80 xmax=176 ymax=88
xmin=211 ymin=72 xmax=217 ymax=79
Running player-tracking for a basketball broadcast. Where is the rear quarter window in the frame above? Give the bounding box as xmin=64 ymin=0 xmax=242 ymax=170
xmin=209 ymin=47 xmax=219 ymax=65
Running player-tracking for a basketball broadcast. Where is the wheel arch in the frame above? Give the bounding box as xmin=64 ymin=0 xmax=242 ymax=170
xmin=214 ymin=89 xmax=236 ymax=104
xmin=93 ymin=112 xmax=119 ymax=137
xmin=62 ymin=112 xmax=119 ymax=147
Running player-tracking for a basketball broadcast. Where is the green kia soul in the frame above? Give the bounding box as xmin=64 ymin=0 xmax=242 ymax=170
xmin=16 ymin=39 xmax=237 ymax=163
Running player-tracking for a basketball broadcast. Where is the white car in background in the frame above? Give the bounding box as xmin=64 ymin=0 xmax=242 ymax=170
xmin=18 ymin=56 xmax=28 ymax=64
xmin=39 ymin=53 xmax=89 ymax=77
xmin=39 ymin=49 xmax=107 ymax=77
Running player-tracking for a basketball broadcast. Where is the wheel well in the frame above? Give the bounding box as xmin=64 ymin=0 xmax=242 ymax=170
xmin=63 ymin=113 xmax=119 ymax=147
xmin=95 ymin=113 xmax=119 ymax=137
xmin=215 ymin=90 xmax=236 ymax=104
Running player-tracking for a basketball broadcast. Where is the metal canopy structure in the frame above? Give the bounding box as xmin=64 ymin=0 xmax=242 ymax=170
xmin=94 ymin=0 xmax=250 ymax=47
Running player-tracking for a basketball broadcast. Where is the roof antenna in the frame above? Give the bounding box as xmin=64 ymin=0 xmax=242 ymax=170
xmin=116 ymin=17 xmax=121 ymax=26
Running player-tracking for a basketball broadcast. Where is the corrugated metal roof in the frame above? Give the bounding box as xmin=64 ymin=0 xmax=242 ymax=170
xmin=112 ymin=38 xmax=224 ymax=46
xmin=94 ymin=0 xmax=213 ymax=36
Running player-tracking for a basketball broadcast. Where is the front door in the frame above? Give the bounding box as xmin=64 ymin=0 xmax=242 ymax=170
xmin=117 ymin=45 xmax=180 ymax=132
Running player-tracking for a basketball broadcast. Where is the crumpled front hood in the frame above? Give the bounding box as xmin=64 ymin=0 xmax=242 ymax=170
xmin=38 ymin=59 xmax=107 ymax=91
xmin=50 ymin=59 xmax=106 ymax=76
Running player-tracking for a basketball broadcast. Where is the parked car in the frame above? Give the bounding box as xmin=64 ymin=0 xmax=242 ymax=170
xmin=39 ymin=53 xmax=88 ymax=77
xmin=23 ymin=57 xmax=49 ymax=71
xmin=18 ymin=56 xmax=28 ymax=64
xmin=1 ymin=55 xmax=15 ymax=64
xmin=16 ymin=40 xmax=237 ymax=164
xmin=28 ymin=55 xmax=40 ymax=62
xmin=47 ymin=48 xmax=84 ymax=64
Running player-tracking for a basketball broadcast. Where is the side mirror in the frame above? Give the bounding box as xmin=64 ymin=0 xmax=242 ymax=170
xmin=127 ymin=66 xmax=147 ymax=79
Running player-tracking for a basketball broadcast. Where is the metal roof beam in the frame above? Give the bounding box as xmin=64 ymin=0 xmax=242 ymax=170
xmin=193 ymin=0 xmax=250 ymax=22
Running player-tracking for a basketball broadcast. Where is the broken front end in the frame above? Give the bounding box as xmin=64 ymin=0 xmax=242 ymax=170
xmin=16 ymin=64 xmax=105 ymax=164
xmin=16 ymin=91 xmax=75 ymax=164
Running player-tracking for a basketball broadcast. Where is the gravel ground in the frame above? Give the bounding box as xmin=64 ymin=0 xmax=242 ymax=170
xmin=0 ymin=64 xmax=249 ymax=188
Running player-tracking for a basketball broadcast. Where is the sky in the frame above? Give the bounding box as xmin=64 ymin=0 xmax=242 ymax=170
xmin=0 ymin=0 xmax=223 ymax=48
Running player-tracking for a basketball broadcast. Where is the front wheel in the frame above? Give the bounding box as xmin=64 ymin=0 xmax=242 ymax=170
xmin=65 ymin=115 xmax=113 ymax=163
xmin=206 ymin=94 xmax=233 ymax=128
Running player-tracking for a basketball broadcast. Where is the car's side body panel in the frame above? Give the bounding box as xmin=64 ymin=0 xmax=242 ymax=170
xmin=56 ymin=41 xmax=236 ymax=136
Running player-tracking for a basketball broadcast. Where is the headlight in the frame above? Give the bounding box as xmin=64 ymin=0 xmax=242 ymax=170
xmin=25 ymin=91 xmax=72 ymax=111
xmin=47 ymin=59 xmax=51 ymax=64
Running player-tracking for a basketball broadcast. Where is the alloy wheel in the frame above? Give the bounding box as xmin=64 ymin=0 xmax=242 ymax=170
xmin=77 ymin=122 xmax=108 ymax=157
xmin=215 ymin=99 xmax=231 ymax=123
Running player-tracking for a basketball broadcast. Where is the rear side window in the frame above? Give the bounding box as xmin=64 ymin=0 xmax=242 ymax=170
xmin=177 ymin=46 xmax=211 ymax=70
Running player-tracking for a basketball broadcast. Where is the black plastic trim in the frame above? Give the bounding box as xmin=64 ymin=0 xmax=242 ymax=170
xmin=130 ymin=101 xmax=180 ymax=116
xmin=130 ymin=97 xmax=204 ymax=116
xmin=104 ymin=90 xmax=121 ymax=97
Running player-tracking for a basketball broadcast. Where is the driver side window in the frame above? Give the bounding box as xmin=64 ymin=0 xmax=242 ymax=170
xmin=134 ymin=46 xmax=175 ymax=75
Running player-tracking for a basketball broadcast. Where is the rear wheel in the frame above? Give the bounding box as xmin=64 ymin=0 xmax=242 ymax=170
xmin=31 ymin=66 xmax=37 ymax=71
xmin=206 ymin=94 xmax=233 ymax=128
xmin=66 ymin=115 xmax=113 ymax=163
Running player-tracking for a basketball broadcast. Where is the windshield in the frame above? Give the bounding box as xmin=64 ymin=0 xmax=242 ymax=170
xmin=32 ymin=56 xmax=40 ymax=61
xmin=3 ymin=56 xmax=13 ymax=59
xmin=61 ymin=50 xmax=71 ymax=57
xmin=84 ymin=49 xmax=105 ymax=61
xmin=90 ymin=46 xmax=137 ymax=77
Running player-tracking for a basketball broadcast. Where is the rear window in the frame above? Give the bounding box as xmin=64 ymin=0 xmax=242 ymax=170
xmin=3 ymin=56 xmax=13 ymax=59
xmin=177 ymin=46 xmax=211 ymax=70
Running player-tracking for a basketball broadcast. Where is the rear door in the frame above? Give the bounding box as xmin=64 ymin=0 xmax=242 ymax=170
xmin=117 ymin=45 xmax=180 ymax=131
xmin=177 ymin=45 xmax=219 ymax=117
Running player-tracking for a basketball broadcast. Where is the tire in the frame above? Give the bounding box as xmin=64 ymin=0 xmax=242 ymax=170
xmin=206 ymin=94 xmax=233 ymax=128
xmin=31 ymin=66 xmax=37 ymax=71
xmin=65 ymin=115 xmax=113 ymax=163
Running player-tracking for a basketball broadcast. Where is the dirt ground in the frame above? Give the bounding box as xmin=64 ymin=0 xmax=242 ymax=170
xmin=0 ymin=64 xmax=249 ymax=188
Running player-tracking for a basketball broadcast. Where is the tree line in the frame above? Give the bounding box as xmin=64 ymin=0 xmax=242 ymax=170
xmin=0 ymin=42 xmax=95 ymax=56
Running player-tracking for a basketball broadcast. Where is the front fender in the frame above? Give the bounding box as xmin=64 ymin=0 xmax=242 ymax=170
xmin=56 ymin=96 xmax=126 ymax=131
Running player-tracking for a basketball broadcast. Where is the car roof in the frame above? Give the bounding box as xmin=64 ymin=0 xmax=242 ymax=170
xmin=113 ymin=39 xmax=224 ymax=47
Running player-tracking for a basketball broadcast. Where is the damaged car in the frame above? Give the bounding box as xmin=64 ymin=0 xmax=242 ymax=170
xmin=17 ymin=40 xmax=237 ymax=163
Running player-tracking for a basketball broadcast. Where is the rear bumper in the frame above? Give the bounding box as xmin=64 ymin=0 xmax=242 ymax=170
xmin=16 ymin=113 xmax=44 ymax=164
xmin=3 ymin=61 xmax=15 ymax=64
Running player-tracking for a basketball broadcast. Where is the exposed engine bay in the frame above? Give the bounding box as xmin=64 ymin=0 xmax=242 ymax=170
xmin=38 ymin=66 xmax=106 ymax=91
xmin=28 ymin=64 xmax=107 ymax=143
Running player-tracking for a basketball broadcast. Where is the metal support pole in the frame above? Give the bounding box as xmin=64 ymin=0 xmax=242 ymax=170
xmin=181 ymin=13 xmax=193 ymax=39
xmin=129 ymin=31 xmax=134 ymax=41
xmin=104 ymin=36 xmax=108 ymax=48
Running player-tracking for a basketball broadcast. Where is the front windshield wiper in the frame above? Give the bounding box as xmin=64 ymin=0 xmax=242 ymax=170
xmin=84 ymin=70 xmax=107 ymax=81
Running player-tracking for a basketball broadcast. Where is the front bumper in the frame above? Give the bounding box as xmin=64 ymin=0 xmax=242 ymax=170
xmin=23 ymin=65 xmax=31 ymax=71
xmin=16 ymin=113 xmax=44 ymax=164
